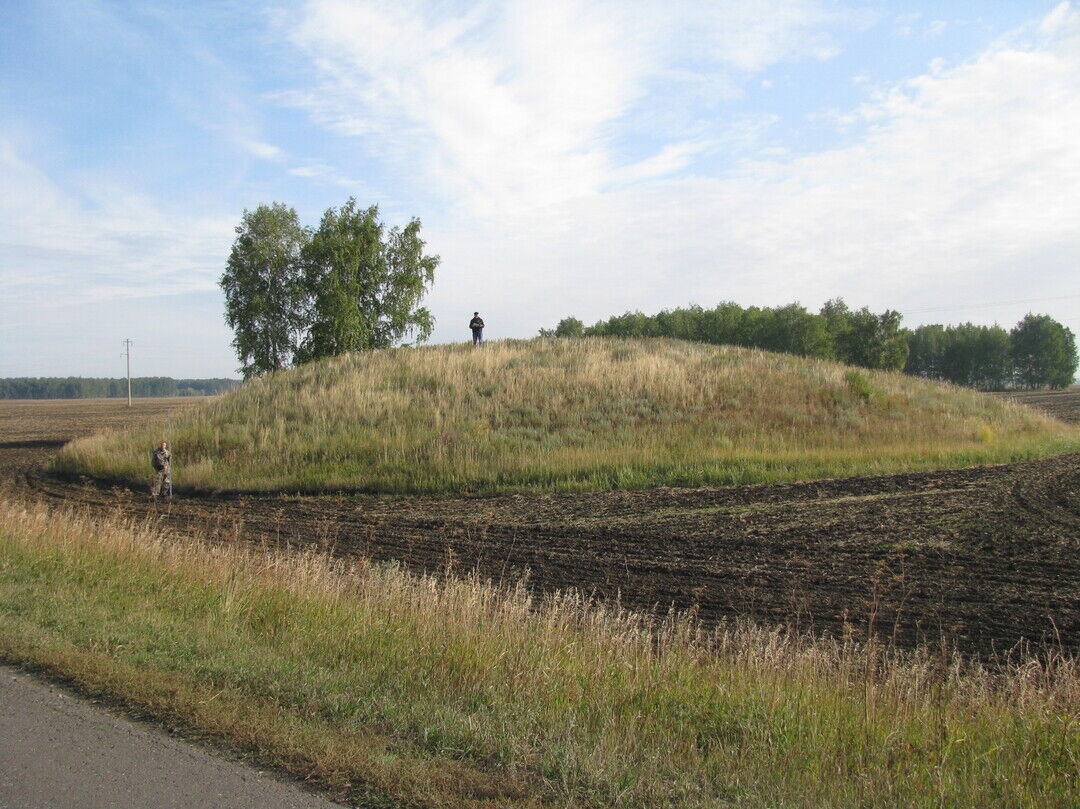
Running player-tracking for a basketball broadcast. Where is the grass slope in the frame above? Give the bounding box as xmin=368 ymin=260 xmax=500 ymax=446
xmin=56 ymin=338 xmax=1078 ymax=494
xmin=2 ymin=495 xmax=1076 ymax=809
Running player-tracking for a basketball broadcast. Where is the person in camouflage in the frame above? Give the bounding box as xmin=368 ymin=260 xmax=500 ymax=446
xmin=151 ymin=441 xmax=172 ymax=500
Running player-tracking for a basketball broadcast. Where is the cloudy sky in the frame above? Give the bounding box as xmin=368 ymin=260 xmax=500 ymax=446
xmin=1 ymin=1 xmax=1077 ymax=378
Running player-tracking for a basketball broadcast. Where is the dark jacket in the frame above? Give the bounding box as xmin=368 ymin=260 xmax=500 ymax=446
xmin=469 ymin=317 xmax=484 ymax=331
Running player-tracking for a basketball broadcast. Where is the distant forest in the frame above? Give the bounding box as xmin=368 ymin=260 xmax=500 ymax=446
xmin=543 ymin=299 xmax=1078 ymax=390
xmin=0 ymin=377 xmax=241 ymax=400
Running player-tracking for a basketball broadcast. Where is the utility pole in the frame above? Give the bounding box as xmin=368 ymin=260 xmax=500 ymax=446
xmin=122 ymin=339 xmax=133 ymax=408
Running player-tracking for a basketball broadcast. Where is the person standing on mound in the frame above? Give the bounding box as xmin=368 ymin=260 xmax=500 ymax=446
xmin=151 ymin=440 xmax=172 ymax=501
xmin=469 ymin=312 xmax=485 ymax=345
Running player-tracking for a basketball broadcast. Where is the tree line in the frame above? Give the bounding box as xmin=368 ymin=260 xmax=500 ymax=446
xmin=219 ymin=199 xmax=1073 ymax=390
xmin=543 ymin=302 xmax=1077 ymax=390
xmin=906 ymin=315 xmax=1077 ymax=389
xmin=0 ymin=378 xmax=240 ymax=400
xmin=221 ymin=199 xmax=439 ymax=379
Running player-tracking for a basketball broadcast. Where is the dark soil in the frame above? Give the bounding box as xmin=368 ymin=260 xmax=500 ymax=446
xmin=991 ymin=387 xmax=1080 ymax=424
xmin=2 ymin=394 xmax=1078 ymax=655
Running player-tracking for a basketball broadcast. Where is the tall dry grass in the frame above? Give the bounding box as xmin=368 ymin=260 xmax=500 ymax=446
xmin=55 ymin=338 xmax=1077 ymax=493
xmin=1 ymin=491 xmax=1076 ymax=808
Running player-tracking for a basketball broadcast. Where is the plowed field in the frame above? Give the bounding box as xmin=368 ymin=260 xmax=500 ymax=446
xmin=3 ymin=392 xmax=1078 ymax=655
xmin=991 ymin=387 xmax=1080 ymax=424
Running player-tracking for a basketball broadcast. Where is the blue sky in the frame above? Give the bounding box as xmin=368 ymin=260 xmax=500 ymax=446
xmin=1 ymin=0 xmax=1077 ymax=378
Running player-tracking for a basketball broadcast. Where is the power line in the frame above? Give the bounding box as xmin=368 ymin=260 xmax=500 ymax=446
xmin=902 ymin=293 xmax=1080 ymax=316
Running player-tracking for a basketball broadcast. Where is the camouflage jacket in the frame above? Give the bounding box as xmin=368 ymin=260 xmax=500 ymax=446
xmin=152 ymin=447 xmax=171 ymax=471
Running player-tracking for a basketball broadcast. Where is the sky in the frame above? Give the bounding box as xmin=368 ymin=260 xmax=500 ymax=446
xmin=1 ymin=0 xmax=1078 ymax=379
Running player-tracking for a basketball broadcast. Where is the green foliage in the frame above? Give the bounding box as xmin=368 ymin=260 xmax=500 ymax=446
xmin=906 ymin=315 xmax=1076 ymax=391
xmin=904 ymin=323 xmax=947 ymax=380
xmin=752 ymin=302 xmax=834 ymax=358
xmin=572 ymin=299 xmax=904 ymax=370
xmin=939 ymin=324 xmax=1010 ymax=390
xmin=554 ymin=301 xmax=1073 ymax=390
xmin=297 ymin=199 xmax=438 ymax=363
xmin=0 ymin=377 xmax=238 ymax=399
xmin=220 ymin=199 xmax=438 ymax=376
xmin=587 ymin=309 xmax=662 ymax=338
xmin=820 ymin=298 xmax=909 ymax=371
xmin=1010 ymin=313 xmax=1078 ymax=389
xmin=220 ymin=203 xmax=308 ymax=378
xmin=844 ymin=370 xmax=876 ymax=403
xmin=554 ymin=316 xmax=585 ymax=338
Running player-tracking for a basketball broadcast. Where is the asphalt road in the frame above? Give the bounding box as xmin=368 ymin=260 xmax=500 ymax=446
xmin=0 ymin=664 xmax=348 ymax=809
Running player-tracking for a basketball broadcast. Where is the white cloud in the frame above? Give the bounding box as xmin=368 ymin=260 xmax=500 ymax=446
xmin=282 ymin=0 xmax=846 ymax=215
xmin=1041 ymin=1 xmax=1077 ymax=35
xmin=288 ymin=161 xmax=384 ymax=197
xmin=288 ymin=163 xmax=327 ymax=178
xmin=240 ymin=139 xmax=283 ymax=160
xmin=8 ymin=0 xmax=1076 ymax=376
xmin=893 ymin=12 xmax=921 ymax=38
xmin=0 ymin=139 xmax=234 ymax=310
xmin=0 ymin=138 xmax=240 ymax=376
xmin=608 ymin=140 xmax=712 ymax=187
xmin=422 ymin=3 xmax=1080 ymax=342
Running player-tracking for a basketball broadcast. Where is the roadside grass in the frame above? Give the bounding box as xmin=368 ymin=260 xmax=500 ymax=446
xmin=1 ymin=493 xmax=1076 ymax=809
xmin=53 ymin=338 xmax=1079 ymax=494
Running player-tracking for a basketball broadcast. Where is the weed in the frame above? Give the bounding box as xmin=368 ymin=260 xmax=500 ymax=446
xmin=845 ymin=370 xmax=876 ymax=403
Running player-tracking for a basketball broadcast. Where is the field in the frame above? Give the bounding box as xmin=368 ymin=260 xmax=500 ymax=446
xmin=4 ymin=489 xmax=1076 ymax=809
xmin=4 ymin=390 xmax=1079 ymax=656
xmin=2 ymin=392 xmax=1078 ymax=807
xmin=991 ymin=387 xmax=1080 ymax=423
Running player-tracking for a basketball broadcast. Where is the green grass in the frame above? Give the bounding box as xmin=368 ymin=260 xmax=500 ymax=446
xmin=54 ymin=338 xmax=1079 ymax=494
xmin=1 ymin=494 xmax=1076 ymax=808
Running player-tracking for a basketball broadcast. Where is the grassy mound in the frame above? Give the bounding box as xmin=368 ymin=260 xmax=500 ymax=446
xmin=55 ymin=338 xmax=1078 ymax=494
